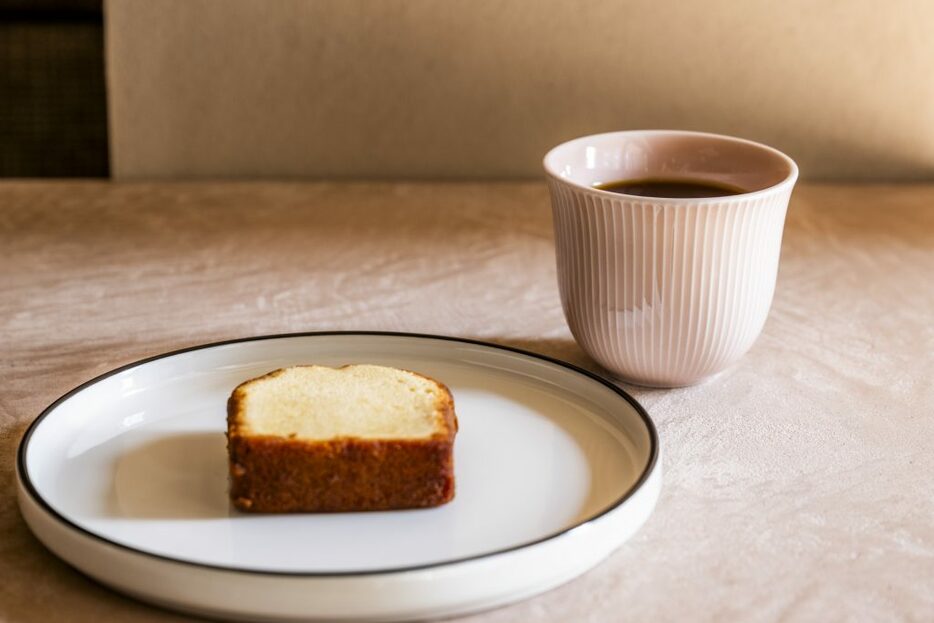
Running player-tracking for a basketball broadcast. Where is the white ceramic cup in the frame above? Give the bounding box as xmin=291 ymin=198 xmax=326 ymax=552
xmin=544 ymin=130 xmax=798 ymax=387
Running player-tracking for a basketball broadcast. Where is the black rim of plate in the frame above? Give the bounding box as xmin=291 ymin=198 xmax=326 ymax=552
xmin=17 ymin=331 xmax=660 ymax=578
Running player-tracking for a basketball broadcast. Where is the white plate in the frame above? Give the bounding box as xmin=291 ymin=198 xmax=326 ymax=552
xmin=17 ymin=332 xmax=660 ymax=622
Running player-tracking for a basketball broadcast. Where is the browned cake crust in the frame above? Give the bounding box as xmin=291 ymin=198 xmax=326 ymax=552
xmin=227 ymin=367 xmax=457 ymax=513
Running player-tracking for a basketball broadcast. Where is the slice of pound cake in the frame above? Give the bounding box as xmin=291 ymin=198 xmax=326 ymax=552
xmin=227 ymin=364 xmax=457 ymax=512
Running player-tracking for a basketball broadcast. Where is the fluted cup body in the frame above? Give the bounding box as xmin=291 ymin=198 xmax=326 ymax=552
xmin=545 ymin=131 xmax=798 ymax=387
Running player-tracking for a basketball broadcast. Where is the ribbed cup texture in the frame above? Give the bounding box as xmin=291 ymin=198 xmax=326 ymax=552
xmin=549 ymin=181 xmax=792 ymax=387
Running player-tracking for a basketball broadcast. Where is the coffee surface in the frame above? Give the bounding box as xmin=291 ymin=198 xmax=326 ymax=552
xmin=595 ymin=178 xmax=746 ymax=198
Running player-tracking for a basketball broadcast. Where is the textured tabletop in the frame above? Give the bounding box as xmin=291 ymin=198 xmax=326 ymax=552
xmin=1 ymin=182 xmax=933 ymax=622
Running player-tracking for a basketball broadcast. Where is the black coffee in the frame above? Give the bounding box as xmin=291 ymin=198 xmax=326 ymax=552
xmin=595 ymin=178 xmax=746 ymax=198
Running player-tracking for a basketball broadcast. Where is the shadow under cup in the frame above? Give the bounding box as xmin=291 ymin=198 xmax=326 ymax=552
xmin=544 ymin=130 xmax=798 ymax=387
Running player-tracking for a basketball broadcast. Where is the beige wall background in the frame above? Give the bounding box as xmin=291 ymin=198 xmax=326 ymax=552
xmin=106 ymin=0 xmax=934 ymax=181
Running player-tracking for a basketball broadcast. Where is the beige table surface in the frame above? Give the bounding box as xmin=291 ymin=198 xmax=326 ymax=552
xmin=1 ymin=182 xmax=933 ymax=622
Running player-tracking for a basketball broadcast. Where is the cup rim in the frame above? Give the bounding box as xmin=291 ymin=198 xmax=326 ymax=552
xmin=543 ymin=129 xmax=799 ymax=204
